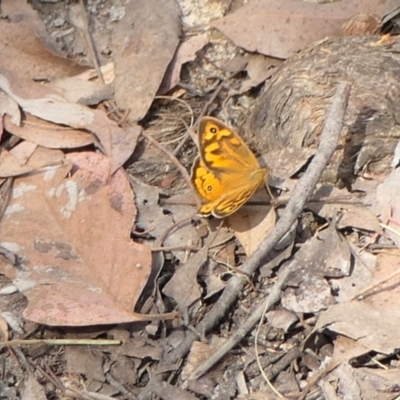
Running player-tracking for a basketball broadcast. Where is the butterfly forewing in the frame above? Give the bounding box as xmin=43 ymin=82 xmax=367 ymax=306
xmin=198 ymin=117 xmax=261 ymax=172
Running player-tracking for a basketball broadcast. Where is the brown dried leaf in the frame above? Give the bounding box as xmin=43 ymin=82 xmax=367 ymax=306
xmin=266 ymin=309 xmax=298 ymax=332
xmin=321 ymin=360 xmax=400 ymax=400
xmin=376 ymin=168 xmax=400 ymax=248
xmin=117 ymin=337 xmax=163 ymax=360
xmin=159 ymin=34 xmax=209 ymax=94
xmin=182 ymin=336 xmax=227 ymax=381
xmin=316 ymin=302 xmax=400 ymax=354
xmin=226 ymin=191 xmax=275 ymax=256
xmin=282 ymin=223 xmax=351 ymax=313
xmin=0 ymin=146 xmax=63 ymax=178
xmin=21 ymin=374 xmax=46 ymax=400
xmin=316 ymin=249 xmax=400 ymax=354
xmin=65 ymin=346 xmax=104 ymax=381
xmin=333 ymin=243 xmax=376 ymax=302
xmin=0 ymin=151 xmax=152 ymax=326
xmin=309 ymin=184 xmax=382 ymax=233
xmin=162 ymin=247 xmax=207 ymax=311
xmin=9 ymin=141 xmax=37 ymax=165
xmin=342 ymin=13 xmax=381 ymax=36
xmin=262 ymin=147 xmax=316 ymax=181
xmin=112 ymin=0 xmax=181 ymax=121
xmin=4 ymin=114 xmax=94 ymax=149
xmin=161 ymin=190 xmax=203 ymax=262
xmin=49 ymin=75 xmax=114 ymax=106
xmin=0 ymin=91 xmax=20 ymax=125
xmin=0 ymin=0 xmax=85 ymax=81
xmin=211 ymin=0 xmax=397 ymax=59
xmin=230 ymin=54 xmax=281 ymax=95
xmin=0 ymin=67 xmax=140 ymax=173
xmin=0 ymin=314 xmax=9 ymax=341
xmin=0 ymin=149 xmax=34 ymax=178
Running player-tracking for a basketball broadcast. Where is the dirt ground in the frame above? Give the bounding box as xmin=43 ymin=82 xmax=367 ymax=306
xmin=1 ymin=1 xmax=400 ymax=399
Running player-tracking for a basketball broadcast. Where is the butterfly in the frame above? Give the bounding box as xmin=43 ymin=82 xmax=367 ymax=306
xmin=191 ymin=117 xmax=269 ymax=218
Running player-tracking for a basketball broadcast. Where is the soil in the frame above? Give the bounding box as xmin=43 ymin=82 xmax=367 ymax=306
xmin=2 ymin=1 xmax=400 ymax=400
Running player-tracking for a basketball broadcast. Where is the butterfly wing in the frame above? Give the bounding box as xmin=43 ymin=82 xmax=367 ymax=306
xmin=198 ymin=117 xmax=261 ymax=172
xmin=191 ymin=157 xmax=267 ymax=218
xmin=209 ymin=177 xmax=265 ymax=217
xmin=191 ymin=117 xmax=269 ymax=218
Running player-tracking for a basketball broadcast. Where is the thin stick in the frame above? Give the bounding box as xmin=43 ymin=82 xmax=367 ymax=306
xmin=162 ymin=83 xmax=351 ymax=375
xmin=1 ymin=338 xmax=120 ymax=348
xmin=141 ymin=131 xmax=201 ymax=208
xmin=78 ymin=0 xmax=105 ymax=85
xmin=172 ymin=82 xmax=225 ymax=156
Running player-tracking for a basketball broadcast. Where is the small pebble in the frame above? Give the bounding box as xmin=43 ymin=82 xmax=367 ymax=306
xmin=52 ymin=17 xmax=65 ymax=28
xmin=109 ymin=6 xmax=126 ymax=22
xmin=0 ymin=284 xmax=18 ymax=295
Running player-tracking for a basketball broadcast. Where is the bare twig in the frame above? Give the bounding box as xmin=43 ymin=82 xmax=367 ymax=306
xmin=78 ymin=0 xmax=105 ymax=85
xmin=162 ymin=83 xmax=351 ymax=376
xmin=141 ymin=130 xmax=200 ymax=208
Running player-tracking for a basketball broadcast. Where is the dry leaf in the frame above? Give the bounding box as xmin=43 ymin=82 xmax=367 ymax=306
xmin=0 ymin=146 xmax=63 ymax=178
xmin=117 ymin=337 xmax=163 ymax=360
xmin=376 ymin=168 xmax=400 ymax=248
xmin=182 ymin=336 xmax=227 ymax=381
xmin=226 ymin=191 xmax=275 ymax=256
xmin=333 ymin=243 xmax=376 ymax=302
xmin=65 ymin=346 xmax=104 ymax=381
xmin=308 ymin=184 xmax=382 ymax=233
xmin=316 ymin=302 xmax=400 ymax=355
xmin=282 ymin=223 xmax=351 ymax=313
xmin=9 ymin=141 xmax=37 ymax=165
xmin=0 ymin=0 xmax=85 ymax=81
xmin=266 ymin=309 xmax=298 ymax=332
xmin=159 ymin=33 xmax=210 ymax=94
xmin=263 ymin=147 xmax=316 ymax=180
xmin=230 ymin=54 xmax=281 ymax=95
xmin=21 ymin=374 xmax=46 ymax=400
xmin=4 ymin=114 xmax=94 ymax=149
xmin=211 ymin=0 xmax=398 ymax=59
xmin=0 ymin=148 xmax=34 ymax=178
xmin=162 ymin=247 xmax=207 ymax=311
xmin=161 ymin=190 xmax=203 ymax=262
xmin=0 ymin=67 xmax=140 ymax=173
xmin=112 ymin=0 xmax=181 ymax=121
xmin=0 ymin=151 xmax=152 ymax=326
xmin=0 ymin=90 xmax=20 ymax=125
xmin=0 ymin=314 xmax=9 ymax=341
xmin=50 ymin=76 xmax=114 ymax=105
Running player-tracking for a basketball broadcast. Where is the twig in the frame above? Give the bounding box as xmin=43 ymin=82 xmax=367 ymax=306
xmin=0 ymin=338 xmax=120 ymax=348
xmin=199 ymin=82 xmax=224 ymax=120
xmin=78 ymin=0 xmax=105 ymax=85
xmin=263 ymin=347 xmax=302 ymax=381
xmin=154 ymin=95 xmax=195 ymax=129
xmin=106 ymin=373 xmax=137 ymax=399
xmin=141 ymin=130 xmax=200 ymax=208
xmin=162 ymin=83 xmax=351 ymax=374
xmin=0 ymin=178 xmax=13 ymax=223
xmin=172 ymin=82 xmax=225 ymax=156
xmin=157 ymin=214 xmax=198 ymax=247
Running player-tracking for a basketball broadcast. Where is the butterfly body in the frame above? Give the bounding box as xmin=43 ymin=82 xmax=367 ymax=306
xmin=191 ymin=117 xmax=269 ymax=218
